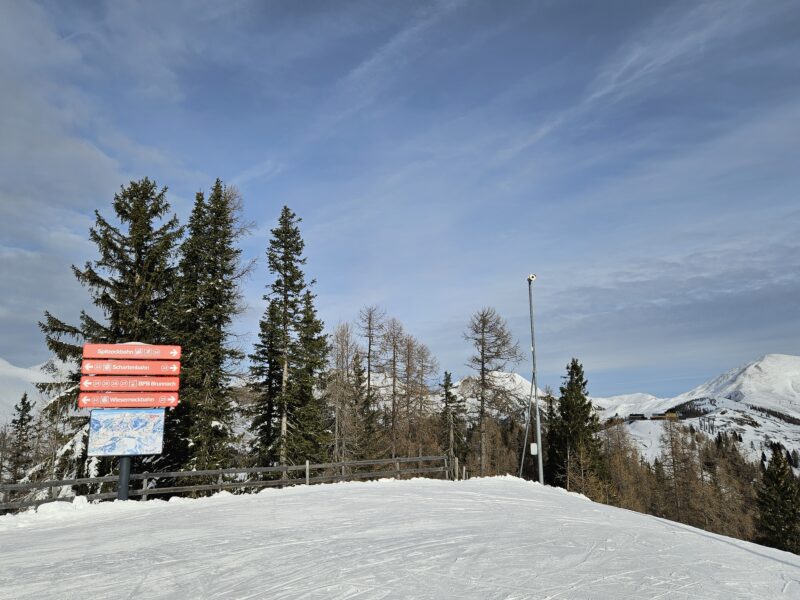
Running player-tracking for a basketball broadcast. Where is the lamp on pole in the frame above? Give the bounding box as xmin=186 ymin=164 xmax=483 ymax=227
xmin=519 ymin=274 xmax=544 ymax=484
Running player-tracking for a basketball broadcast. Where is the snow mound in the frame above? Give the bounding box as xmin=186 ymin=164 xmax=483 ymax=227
xmin=1 ymin=478 xmax=798 ymax=599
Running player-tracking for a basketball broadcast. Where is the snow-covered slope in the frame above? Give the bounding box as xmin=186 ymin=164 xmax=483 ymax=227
xmin=0 ymin=358 xmax=53 ymax=423
xmin=592 ymin=354 xmax=800 ymax=463
xmin=1 ymin=478 xmax=797 ymax=599
xmin=591 ymin=392 xmax=667 ymax=417
xmin=673 ymin=353 xmax=800 ymax=419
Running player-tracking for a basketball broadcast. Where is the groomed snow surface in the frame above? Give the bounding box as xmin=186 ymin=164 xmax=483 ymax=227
xmin=2 ymin=478 xmax=799 ymax=599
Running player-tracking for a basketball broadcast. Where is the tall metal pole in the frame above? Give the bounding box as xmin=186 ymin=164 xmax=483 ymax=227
xmin=519 ymin=274 xmax=544 ymax=483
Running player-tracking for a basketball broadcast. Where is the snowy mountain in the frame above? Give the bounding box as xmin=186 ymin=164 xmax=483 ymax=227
xmin=453 ymin=371 xmax=544 ymax=417
xmin=592 ymin=354 xmax=800 ymax=463
xmin=0 ymin=358 xmax=53 ymax=424
xmin=2 ymin=478 xmax=797 ymax=598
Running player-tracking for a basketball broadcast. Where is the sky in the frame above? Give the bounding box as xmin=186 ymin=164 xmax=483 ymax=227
xmin=0 ymin=0 xmax=798 ymax=397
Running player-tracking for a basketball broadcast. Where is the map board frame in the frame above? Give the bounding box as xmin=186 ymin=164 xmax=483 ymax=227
xmin=87 ymin=408 xmax=166 ymax=457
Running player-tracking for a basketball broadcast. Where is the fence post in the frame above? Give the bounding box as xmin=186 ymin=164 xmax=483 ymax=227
xmin=217 ymin=471 xmax=223 ymax=494
xmin=395 ymin=461 xmax=400 ymax=479
xmin=462 ymin=466 xmax=466 ymax=480
xmin=454 ymin=457 xmax=459 ymax=481
xmin=306 ymin=460 xmax=310 ymax=485
xmin=141 ymin=473 xmax=149 ymax=502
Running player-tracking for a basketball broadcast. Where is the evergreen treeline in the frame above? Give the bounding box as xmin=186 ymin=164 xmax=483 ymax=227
xmin=1 ymin=176 xmax=798 ymax=555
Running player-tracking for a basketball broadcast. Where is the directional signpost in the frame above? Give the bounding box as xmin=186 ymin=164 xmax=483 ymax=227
xmin=81 ymin=360 xmax=180 ymax=375
xmin=79 ymin=393 xmax=180 ymax=408
xmin=82 ymin=344 xmax=181 ymax=360
xmin=80 ymin=343 xmax=181 ymax=500
xmin=80 ymin=376 xmax=180 ymax=391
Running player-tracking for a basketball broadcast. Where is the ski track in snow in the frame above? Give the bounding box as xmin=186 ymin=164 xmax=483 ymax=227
xmin=1 ymin=478 xmax=799 ymax=599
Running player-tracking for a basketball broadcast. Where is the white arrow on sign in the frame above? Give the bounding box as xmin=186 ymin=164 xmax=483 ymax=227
xmin=168 ymin=396 xmax=176 ymax=403
xmin=170 ymin=349 xmax=178 ymax=357
xmin=81 ymin=396 xmax=90 ymax=405
xmin=169 ymin=365 xmax=177 ymax=372
xmin=86 ymin=363 xmax=94 ymax=370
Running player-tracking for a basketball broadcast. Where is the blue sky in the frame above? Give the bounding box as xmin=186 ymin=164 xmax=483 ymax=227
xmin=1 ymin=0 xmax=798 ymax=397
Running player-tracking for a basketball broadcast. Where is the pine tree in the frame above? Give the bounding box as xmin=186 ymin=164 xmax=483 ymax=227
xmin=549 ymin=359 xmax=601 ymax=491
xmin=464 ymin=308 xmax=522 ymax=476
xmin=251 ymin=207 xmax=327 ymax=469
xmin=756 ymin=444 xmax=800 ymax=553
xmin=542 ymin=389 xmax=559 ymax=486
xmin=441 ymin=371 xmax=467 ymax=473
xmin=250 ymin=299 xmax=284 ymax=463
xmin=166 ymin=180 xmax=246 ymax=471
xmin=38 ymin=178 xmax=181 ymax=479
xmin=9 ymin=393 xmax=35 ymax=481
xmin=285 ymin=290 xmax=329 ymax=463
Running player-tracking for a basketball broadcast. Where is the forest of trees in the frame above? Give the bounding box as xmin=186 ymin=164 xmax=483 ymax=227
xmin=0 ymin=176 xmax=798 ymax=555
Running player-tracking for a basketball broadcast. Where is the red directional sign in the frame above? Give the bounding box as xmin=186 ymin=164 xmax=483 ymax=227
xmin=82 ymin=344 xmax=182 ymax=360
xmin=81 ymin=360 xmax=181 ymax=375
xmin=78 ymin=392 xmax=180 ymax=409
xmin=80 ymin=376 xmax=180 ymax=392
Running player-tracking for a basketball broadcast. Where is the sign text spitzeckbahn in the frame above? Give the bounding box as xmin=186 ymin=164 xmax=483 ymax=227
xmin=82 ymin=344 xmax=181 ymax=360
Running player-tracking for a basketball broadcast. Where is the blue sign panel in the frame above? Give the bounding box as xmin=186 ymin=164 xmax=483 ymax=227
xmin=87 ymin=409 xmax=165 ymax=456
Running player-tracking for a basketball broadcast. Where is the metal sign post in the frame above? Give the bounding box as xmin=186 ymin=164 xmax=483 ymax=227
xmin=117 ymin=456 xmax=131 ymax=501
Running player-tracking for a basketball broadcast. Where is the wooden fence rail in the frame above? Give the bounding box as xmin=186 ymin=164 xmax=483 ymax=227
xmin=0 ymin=455 xmax=450 ymax=512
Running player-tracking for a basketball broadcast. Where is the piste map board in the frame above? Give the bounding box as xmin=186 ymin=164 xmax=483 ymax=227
xmin=87 ymin=408 xmax=165 ymax=457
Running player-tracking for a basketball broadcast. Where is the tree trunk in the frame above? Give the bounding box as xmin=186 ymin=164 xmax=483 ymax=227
xmin=448 ymin=410 xmax=454 ymax=462
xmin=279 ymin=355 xmax=289 ymax=478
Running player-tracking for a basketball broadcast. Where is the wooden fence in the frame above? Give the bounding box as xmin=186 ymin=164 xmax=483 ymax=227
xmin=0 ymin=455 xmax=450 ymax=513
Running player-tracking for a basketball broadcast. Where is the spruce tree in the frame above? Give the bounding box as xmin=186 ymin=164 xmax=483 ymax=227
xmin=251 ymin=207 xmax=327 ymax=468
xmin=549 ymin=359 xmax=601 ymax=491
xmin=542 ymin=389 xmax=559 ymax=486
xmin=250 ymin=299 xmax=284 ymax=463
xmin=756 ymin=444 xmax=800 ymax=553
xmin=285 ymin=290 xmax=329 ymax=463
xmin=38 ymin=178 xmax=181 ymax=479
xmin=164 ymin=180 xmax=246 ymax=471
xmin=9 ymin=393 xmax=35 ymax=481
